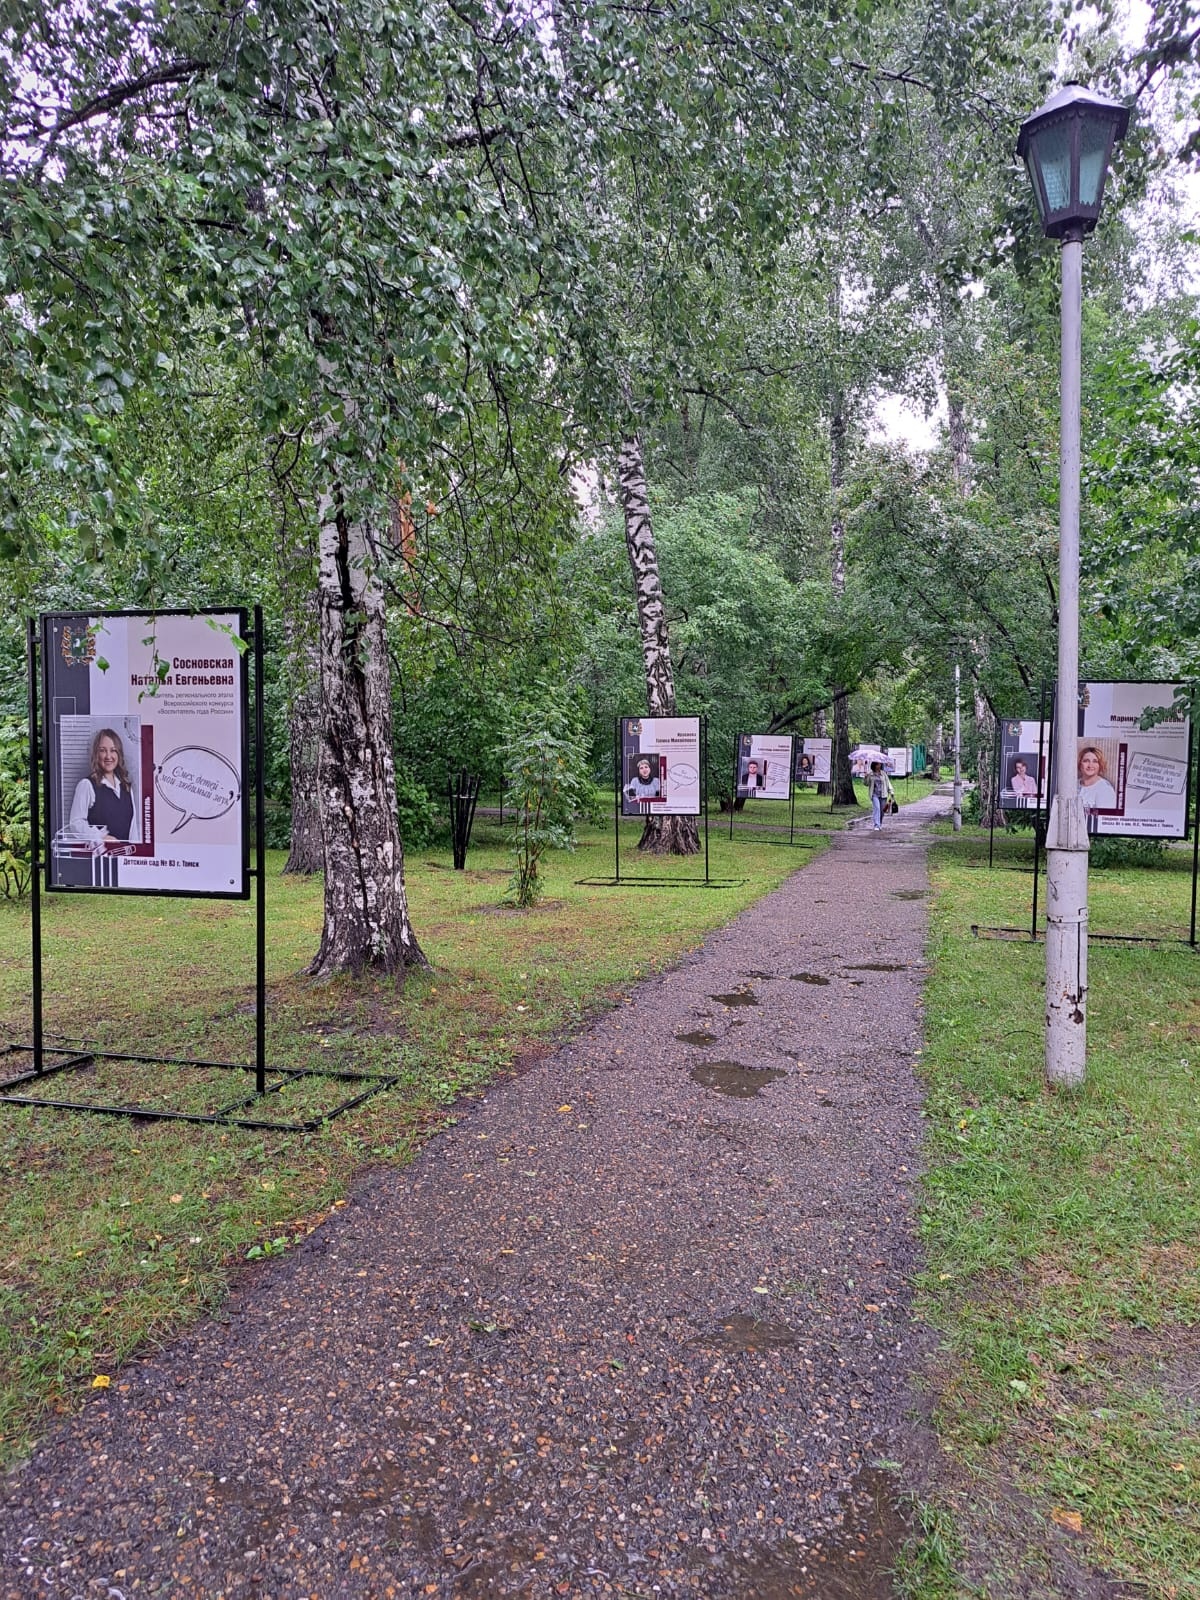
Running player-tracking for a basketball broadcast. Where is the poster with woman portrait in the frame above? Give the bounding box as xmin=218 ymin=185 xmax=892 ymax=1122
xmin=620 ymin=717 xmax=702 ymax=816
xmin=43 ymin=611 xmax=248 ymax=895
xmin=795 ymin=737 xmax=831 ymax=784
xmin=1049 ymin=682 xmax=1192 ymax=838
xmin=999 ymin=719 xmax=1049 ymax=811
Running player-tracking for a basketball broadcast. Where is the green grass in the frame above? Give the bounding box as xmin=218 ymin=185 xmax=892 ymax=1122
xmin=0 ymin=811 xmax=834 ymax=1461
xmin=913 ymin=825 xmax=1200 ymax=1598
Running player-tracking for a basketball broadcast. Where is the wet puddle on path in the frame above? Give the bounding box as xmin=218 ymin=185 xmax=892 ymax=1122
xmin=790 ymin=972 xmax=830 ymax=986
xmin=690 ymin=1061 xmax=786 ymax=1098
xmin=677 ymin=1029 xmax=718 ymax=1047
xmin=697 ymin=1312 xmax=797 ymax=1351
xmin=891 ymin=888 xmax=927 ymax=900
xmin=696 ymin=1466 xmax=911 ymax=1597
xmin=711 ymin=988 xmax=759 ymax=1007
xmin=844 ymin=963 xmax=909 ymax=973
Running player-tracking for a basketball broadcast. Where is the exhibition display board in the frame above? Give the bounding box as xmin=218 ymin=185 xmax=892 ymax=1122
xmin=998 ymin=718 xmax=1050 ymax=811
xmin=42 ymin=611 xmax=248 ymax=896
xmin=735 ymin=733 xmax=793 ymax=800
xmin=611 ymin=716 xmax=713 ymax=885
xmin=620 ymin=716 xmax=702 ymax=817
xmin=0 ymin=607 xmax=401 ymax=1132
xmin=1052 ymin=681 xmax=1192 ymax=839
xmin=984 ymin=682 xmax=1198 ymax=947
xmin=795 ymin=737 xmax=831 ymax=784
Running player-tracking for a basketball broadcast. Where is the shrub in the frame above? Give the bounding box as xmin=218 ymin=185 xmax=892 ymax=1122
xmin=394 ymin=769 xmax=443 ymax=849
xmin=1088 ymin=835 xmax=1171 ymax=870
xmin=0 ymin=718 xmax=31 ymax=898
xmin=497 ymin=688 xmax=594 ymax=908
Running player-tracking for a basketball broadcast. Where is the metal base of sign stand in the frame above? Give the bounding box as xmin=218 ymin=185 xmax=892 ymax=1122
xmin=0 ymin=1041 xmax=401 ymax=1132
xmin=971 ymin=925 xmax=1198 ymax=949
xmin=727 ymin=733 xmax=807 ymax=846
xmin=607 ymin=715 xmax=714 ymax=888
xmin=0 ymin=606 xmax=398 ymax=1134
xmin=578 ymin=877 xmax=744 ymax=889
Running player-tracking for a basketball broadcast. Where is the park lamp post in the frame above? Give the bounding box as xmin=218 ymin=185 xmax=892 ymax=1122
xmin=1017 ymin=84 xmax=1129 ymax=1088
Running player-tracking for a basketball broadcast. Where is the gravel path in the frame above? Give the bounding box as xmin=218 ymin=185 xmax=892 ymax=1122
xmin=2 ymin=794 xmax=949 ymax=1600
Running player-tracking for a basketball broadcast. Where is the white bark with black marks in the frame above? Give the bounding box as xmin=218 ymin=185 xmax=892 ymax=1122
xmin=281 ymin=540 xmax=323 ymax=875
xmin=618 ymin=434 xmax=699 ymax=856
xmin=284 ymin=670 xmax=323 ymax=874
xmin=828 ymin=396 xmax=856 ymax=806
xmin=308 ymin=479 xmax=427 ymax=976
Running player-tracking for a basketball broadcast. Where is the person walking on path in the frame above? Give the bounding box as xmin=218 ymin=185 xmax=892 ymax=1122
xmin=868 ymin=758 xmax=893 ymax=830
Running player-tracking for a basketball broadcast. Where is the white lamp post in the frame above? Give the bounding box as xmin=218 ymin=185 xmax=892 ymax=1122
xmin=1017 ymin=84 xmax=1129 ymax=1088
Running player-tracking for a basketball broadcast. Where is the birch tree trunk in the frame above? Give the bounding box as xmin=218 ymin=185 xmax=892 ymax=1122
xmin=974 ymin=689 xmax=1003 ymax=828
xmin=828 ymin=396 xmax=857 ymax=806
xmin=950 ymin=395 xmax=1003 ymax=827
xmin=307 ymin=478 xmax=427 ymax=975
xmin=281 ymin=537 xmax=323 ymax=875
xmin=929 ymin=722 xmax=944 ymax=782
xmin=284 ymin=664 xmax=323 ymax=873
xmin=618 ymin=433 xmax=699 ymax=856
xmin=814 ymin=705 xmax=831 ymax=796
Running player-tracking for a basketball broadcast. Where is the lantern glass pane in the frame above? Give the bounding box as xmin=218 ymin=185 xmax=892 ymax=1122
xmin=1034 ymin=121 xmax=1073 ymax=212
xmin=1079 ymin=119 xmax=1112 ymax=206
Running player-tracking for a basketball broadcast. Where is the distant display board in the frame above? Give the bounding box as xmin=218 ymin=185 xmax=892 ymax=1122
xmin=999 ymin=718 xmax=1049 ymax=811
xmin=735 ymin=733 xmax=793 ymax=800
xmin=795 ymin=737 xmax=831 ymax=784
xmin=1055 ymin=682 xmax=1192 ymax=839
xmin=887 ymin=746 xmax=910 ymax=777
xmin=43 ymin=611 xmax=248 ymax=896
xmin=621 ymin=716 xmax=702 ymax=817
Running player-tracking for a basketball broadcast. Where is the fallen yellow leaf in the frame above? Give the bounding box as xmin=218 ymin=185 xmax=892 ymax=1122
xmin=557 ymin=1105 xmax=573 ymax=1113
xmin=170 ymin=1194 xmax=183 ymax=1204
xmin=1051 ymin=1507 xmax=1083 ymax=1534
xmin=92 ymin=1375 xmax=111 ymax=1389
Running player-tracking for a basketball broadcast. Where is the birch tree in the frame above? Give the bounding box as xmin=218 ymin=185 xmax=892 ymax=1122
xmin=0 ymin=0 xmax=609 ymax=970
xmin=617 ymin=434 xmax=699 ymax=852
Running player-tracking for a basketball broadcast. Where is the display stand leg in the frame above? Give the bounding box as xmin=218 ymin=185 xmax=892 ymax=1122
xmin=989 ymin=731 xmax=999 ymax=869
xmin=1191 ymin=733 xmax=1199 ymax=947
xmin=613 ymin=719 xmax=621 ymax=885
xmin=729 ymin=735 xmax=736 ymax=842
xmin=254 ymin=606 xmax=266 ymax=1096
xmin=1031 ymin=692 xmax=1051 ymax=938
xmin=26 ymin=619 xmax=43 ymax=1075
xmin=789 ymin=780 xmax=796 ymax=846
xmin=703 ymin=718 xmax=710 ymax=885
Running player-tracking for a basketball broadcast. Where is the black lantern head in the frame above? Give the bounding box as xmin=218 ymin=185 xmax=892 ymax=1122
xmin=1017 ymin=84 xmax=1130 ymax=240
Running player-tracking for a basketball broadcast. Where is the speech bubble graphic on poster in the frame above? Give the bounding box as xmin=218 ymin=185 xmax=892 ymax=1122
xmin=1127 ymin=752 xmax=1188 ymax=807
xmin=155 ymin=746 xmax=241 ymax=833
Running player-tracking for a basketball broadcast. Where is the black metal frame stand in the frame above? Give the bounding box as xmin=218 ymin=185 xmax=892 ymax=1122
xmin=590 ymin=716 xmax=734 ymax=888
xmin=449 ymin=770 xmax=481 ymax=870
xmin=977 ymin=684 xmax=1200 ymax=949
xmin=0 ymin=606 xmax=401 ymax=1132
xmin=727 ymin=734 xmax=801 ymax=847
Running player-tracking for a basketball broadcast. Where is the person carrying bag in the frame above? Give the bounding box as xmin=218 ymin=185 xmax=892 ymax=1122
xmin=868 ymin=760 xmax=891 ymax=830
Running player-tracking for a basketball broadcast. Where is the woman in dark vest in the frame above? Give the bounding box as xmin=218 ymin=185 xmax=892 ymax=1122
xmin=67 ymin=727 xmax=139 ymax=843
